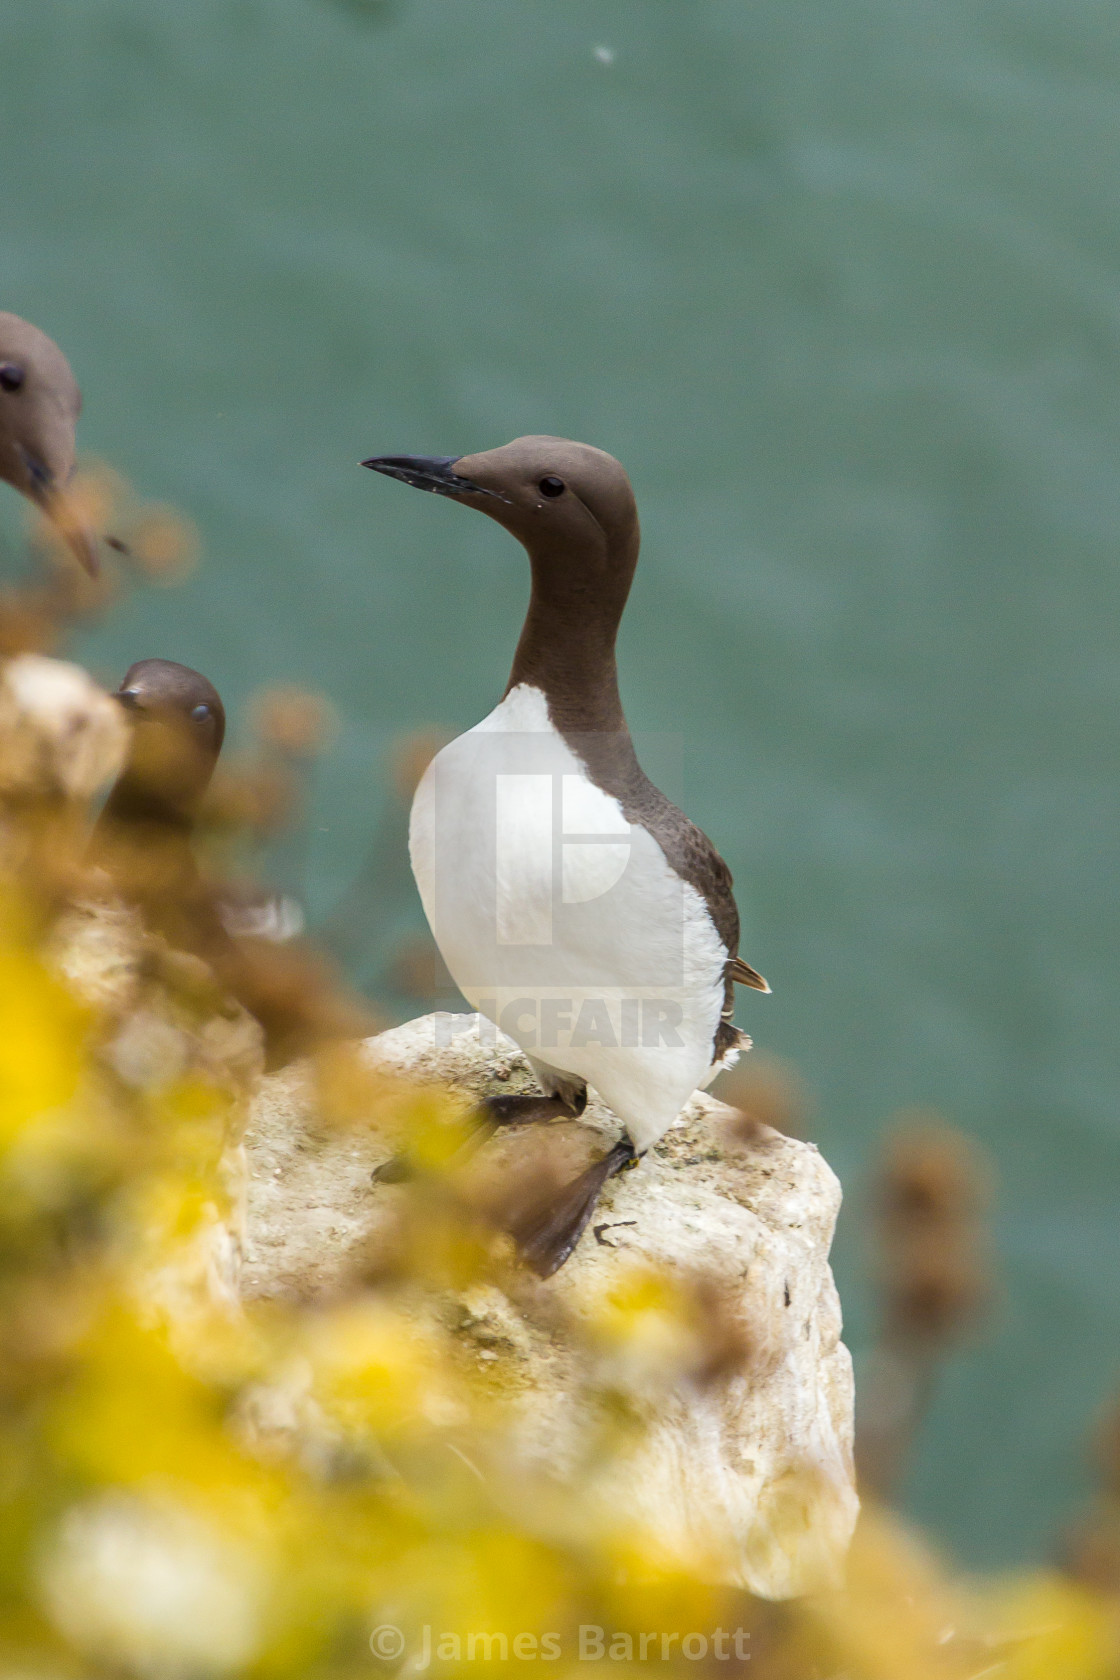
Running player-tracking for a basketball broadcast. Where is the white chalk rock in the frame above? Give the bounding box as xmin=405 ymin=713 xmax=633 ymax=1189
xmin=0 ymin=653 xmax=128 ymax=800
xmin=243 ymin=1013 xmax=857 ymax=1599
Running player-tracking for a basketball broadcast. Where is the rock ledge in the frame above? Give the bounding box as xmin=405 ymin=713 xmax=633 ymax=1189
xmin=243 ymin=1013 xmax=857 ymax=1599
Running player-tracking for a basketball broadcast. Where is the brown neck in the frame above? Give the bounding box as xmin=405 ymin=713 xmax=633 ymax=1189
xmin=101 ymin=767 xmax=203 ymax=828
xmin=507 ymin=604 xmax=626 ymax=734
xmin=504 ymin=526 xmax=637 ymax=737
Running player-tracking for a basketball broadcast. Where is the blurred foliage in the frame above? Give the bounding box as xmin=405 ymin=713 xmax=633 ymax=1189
xmin=0 ymin=500 xmax=1117 ymax=1679
xmin=856 ymin=1117 xmax=993 ymax=1502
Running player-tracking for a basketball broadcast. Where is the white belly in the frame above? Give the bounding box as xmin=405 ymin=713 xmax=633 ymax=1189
xmin=409 ymin=685 xmax=729 ymax=1149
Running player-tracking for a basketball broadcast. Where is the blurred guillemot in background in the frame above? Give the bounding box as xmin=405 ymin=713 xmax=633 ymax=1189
xmin=93 ymin=658 xmax=365 ymax=1067
xmin=0 ymin=312 xmax=103 ymax=578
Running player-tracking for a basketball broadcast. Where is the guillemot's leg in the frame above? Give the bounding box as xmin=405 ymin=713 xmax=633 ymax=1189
xmin=509 ymin=1137 xmax=640 ymax=1279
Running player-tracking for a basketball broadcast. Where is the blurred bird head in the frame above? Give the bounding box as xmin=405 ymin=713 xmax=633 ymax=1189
xmin=363 ymin=436 xmax=641 ymax=608
xmin=109 ymin=658 xmax=226 ymax=822
xmin=0 ymin=313 xmax=100 ymax=577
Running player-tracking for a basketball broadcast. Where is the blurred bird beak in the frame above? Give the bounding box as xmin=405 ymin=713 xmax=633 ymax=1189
xmin=45 ymin=490 xmax=101 ymax=578
xmin=19 ymin=451 xmax=100 ymax=577
xmin=361 ymin=454 xmax=509 ymax=503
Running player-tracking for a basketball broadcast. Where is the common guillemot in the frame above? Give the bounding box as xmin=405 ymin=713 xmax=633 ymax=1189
xmin=0 ymin=312 xmax=101 ymax=577
xmin=100 ymin=658 xmax=226 ymax=826
xmin=363 ymin=436 xmax=769 ymax=1275
xmin=91 ymin=659 xmax=349 ymax=1068
xmin=91 ymin=658 xmax=230 ymax=944
xmin=94 ymin=658 xmax=304 ymax=945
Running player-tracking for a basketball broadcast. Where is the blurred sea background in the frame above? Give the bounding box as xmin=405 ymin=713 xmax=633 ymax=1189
xmin=2 ymin=0 xmax=1119 ymax=1569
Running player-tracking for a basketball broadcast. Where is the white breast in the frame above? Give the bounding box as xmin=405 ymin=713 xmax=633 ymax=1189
xmin=409 ymin=685 xmax=730 ymax=1149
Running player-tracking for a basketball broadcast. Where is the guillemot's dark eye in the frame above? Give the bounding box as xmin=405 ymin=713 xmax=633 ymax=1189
xmin=191 ymin=703 xmax=211 ymax=723
xmin=539 ymin=476 xmax=565 ymax=498
xmin=0 ymin=364 xmax=25 ymax=394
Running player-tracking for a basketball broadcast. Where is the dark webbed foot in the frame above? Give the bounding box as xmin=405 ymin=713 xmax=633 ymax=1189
xmin=372 ymin=1084 xmax=588 ymax=1184
xmin=509 ymin=1137 xmax=639 ymax=1279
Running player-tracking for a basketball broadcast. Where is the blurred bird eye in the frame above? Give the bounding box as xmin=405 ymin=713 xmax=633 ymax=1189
xmin=191 ymin=704 xmax=211 ymax=722
xmin=0 ymin=364 xmax=25 ymax=393
xmin=539 ymin=476 xmax=565 ymax=497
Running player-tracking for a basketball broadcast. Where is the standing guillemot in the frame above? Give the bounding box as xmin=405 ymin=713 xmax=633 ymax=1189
xmin=363 ymin=436 xmax=770 ymax=1276
xmin=0 ymin=313 xmax=101 ymax=577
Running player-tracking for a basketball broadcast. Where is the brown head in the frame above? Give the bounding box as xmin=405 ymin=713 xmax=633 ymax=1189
xmin=104 ymin=658 xmax=226 ymax=826
xmin=0 ymin=312 xmax=99 ymax=577
xmin=363 ymin=436 xmax=641 ymax=656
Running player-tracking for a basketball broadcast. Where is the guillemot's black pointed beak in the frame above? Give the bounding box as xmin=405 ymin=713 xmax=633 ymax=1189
xmin=360 ymin=454 xmax=509 ymax=503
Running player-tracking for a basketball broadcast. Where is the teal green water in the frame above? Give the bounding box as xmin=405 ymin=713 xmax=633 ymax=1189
xmin=5 ymin=0 xmax=1120 ymax=1568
